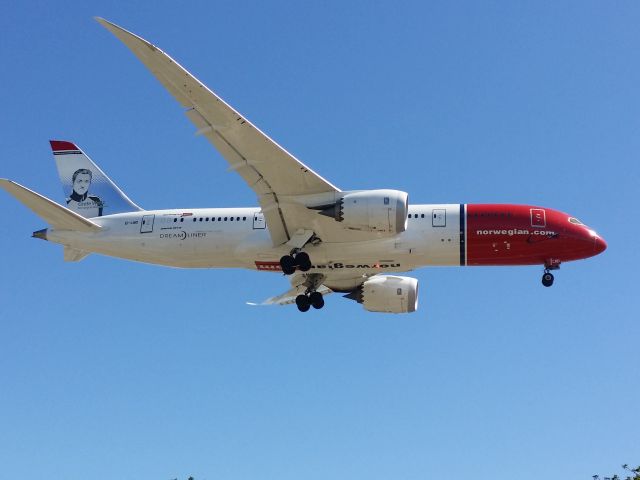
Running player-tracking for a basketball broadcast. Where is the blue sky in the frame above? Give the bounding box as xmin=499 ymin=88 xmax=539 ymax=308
xmin=1 ymin=1 xmax=638 ymax=479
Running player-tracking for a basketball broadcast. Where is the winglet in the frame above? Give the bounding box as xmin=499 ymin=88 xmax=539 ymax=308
xmin=95 ymin=17 xmax=160 ymax=55
xmin=94 ymin=17 xmax=194 ymax=108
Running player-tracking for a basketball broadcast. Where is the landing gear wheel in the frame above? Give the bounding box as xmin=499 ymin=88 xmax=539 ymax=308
xmin=309 ymin=291 xmax=324 ymax=309
xmin=542 ymin=272 xmax=554 ymax=287
xmin=280 ymin=255 xmax=296 ymax=275
xmin=295 ymin=294 xmax=311 ymax=312
xmin=295 ymin=252 xmax=312 ymax=272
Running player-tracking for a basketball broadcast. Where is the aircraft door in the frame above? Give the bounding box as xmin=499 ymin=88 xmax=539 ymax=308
xmin=432 ymin=209 xmax=446 ymax=227
xmin=140 ymin=214 xmax=155 ymax=233
xmin=253 ymin=212 xmax=266 ymax=229
xmin=530 ymin=208 xmax=546 ymax=227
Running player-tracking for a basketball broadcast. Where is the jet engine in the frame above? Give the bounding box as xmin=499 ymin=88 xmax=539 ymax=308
xmin=344 ymin=275 xmax=419 ymax=313
xmin=314 ymin=189 xmax=408 ymax=235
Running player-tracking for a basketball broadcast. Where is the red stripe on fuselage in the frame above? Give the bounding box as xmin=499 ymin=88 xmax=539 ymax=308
xmin=255 ymin=261 xmax=282 ymax=271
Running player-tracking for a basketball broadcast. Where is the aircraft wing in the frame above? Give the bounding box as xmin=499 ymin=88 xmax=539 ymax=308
xmin=97 ymin=18 xmax=341 ymax=246
xmin=247 ymin=272 xmax=368 ymax=307
xmin=249 ymin=283 xmax=332 ymax=306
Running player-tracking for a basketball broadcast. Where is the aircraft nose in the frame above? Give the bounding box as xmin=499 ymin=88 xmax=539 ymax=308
xmin=594 ymin=234 xmax=607 ymax=255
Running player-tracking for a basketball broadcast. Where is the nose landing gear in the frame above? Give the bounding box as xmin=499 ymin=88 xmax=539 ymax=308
xmin=541 ymin=263 xmax=560 ymax=287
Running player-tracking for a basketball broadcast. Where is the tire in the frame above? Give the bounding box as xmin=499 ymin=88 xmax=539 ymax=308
xmin=295 ymin=252 xmax=312 ymax=272
xmin=309 ymin=291 xmax=324 ymax=309
xmin=280 ymin=255 xmax=296 ymax=275
xmin=542 ymin=272 xmax=554 ymax=287
xmin=296 ymin=294 xmax=311 ymax=312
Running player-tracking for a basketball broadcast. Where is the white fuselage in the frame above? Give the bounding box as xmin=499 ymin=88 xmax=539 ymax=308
xmin=46 ymin=204 xmax=463 ymax=276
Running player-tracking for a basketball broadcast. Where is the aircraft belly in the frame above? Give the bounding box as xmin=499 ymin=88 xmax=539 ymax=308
xmin=50 ymin=225 xmax=250 ymax=268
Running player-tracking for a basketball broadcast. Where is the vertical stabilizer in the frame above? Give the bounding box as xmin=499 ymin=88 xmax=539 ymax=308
xmin=50 ymin=140 xmax=142 ymax=218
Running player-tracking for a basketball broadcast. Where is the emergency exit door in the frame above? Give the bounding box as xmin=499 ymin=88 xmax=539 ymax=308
xmin=253 ymin=212 xmax=266 ymax=229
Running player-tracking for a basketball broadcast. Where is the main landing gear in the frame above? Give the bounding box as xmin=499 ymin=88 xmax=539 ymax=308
xmin=541 ymin=264 xmax=560 ymax=287
xmin=280 ymin=231 xmax=321 ymax=275
xmin=295 ymin=291 xmax=325 ymax=312
xmin=280 ymin=250 xmax=312 ymax=275
xmin=292 ymin=273 xmax=326 ymax=312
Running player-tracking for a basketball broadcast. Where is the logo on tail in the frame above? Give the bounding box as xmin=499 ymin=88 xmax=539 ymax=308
xmin=51 ymin=140 xmax=141 ymax=218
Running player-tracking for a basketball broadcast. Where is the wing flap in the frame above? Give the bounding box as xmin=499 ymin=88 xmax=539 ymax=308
xmin=0 ymin=179 xmax=102 ymax=232
xmin=249 ymin=284 xmax=332 ymax=306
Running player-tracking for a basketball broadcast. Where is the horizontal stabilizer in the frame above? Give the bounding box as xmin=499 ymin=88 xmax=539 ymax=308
xmin=0 ymin=179 xmax=102 ymax=232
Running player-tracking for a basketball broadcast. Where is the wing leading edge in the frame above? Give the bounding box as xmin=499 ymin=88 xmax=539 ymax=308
xmin=96 ymin=17 xmax=340 ymax=246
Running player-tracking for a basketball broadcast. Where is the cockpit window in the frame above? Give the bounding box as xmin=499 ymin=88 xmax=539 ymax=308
xmin=568 ymin=217 xmax=584 ymax=225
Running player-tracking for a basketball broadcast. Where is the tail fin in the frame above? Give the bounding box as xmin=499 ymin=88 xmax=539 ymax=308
xmin=50 ymin=140 xmax=142 ymax=218
xmin=0 ymin=179 xmax=101 ymax=232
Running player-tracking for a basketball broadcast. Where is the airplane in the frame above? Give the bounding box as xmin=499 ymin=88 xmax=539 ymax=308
xmin=0 ymin=18 xmax=607 ymax=313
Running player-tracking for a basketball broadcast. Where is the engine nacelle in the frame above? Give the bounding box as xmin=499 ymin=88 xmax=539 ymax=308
xmin=346 ymin=275 xmax=419 ymax=313
xmin=316 ymin=189 xmax=408 ymax=234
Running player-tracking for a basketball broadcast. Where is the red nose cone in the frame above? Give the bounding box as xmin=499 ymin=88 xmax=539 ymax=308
xmin=594 ymin=236 xmax=607 ymax=255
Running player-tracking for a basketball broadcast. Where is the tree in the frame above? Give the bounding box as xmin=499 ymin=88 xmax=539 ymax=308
xmin=592 ymin=464 xmax=640 ymax=480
